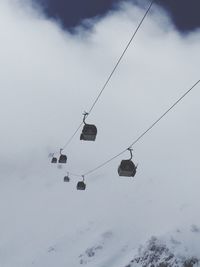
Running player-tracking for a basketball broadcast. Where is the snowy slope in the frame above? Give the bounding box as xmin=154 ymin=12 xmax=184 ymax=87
xmin=1 ymin=155 xmax=200 ymax=266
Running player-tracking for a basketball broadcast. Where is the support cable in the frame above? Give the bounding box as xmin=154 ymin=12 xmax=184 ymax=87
xmin=56 ymin=0 xmax=155 ymax=153
xmin=82 ymin=79 xmax=200 ymax=177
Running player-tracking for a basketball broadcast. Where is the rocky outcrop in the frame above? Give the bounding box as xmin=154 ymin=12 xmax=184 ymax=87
xmin=125 ymin=237 xmax=199 ymax=267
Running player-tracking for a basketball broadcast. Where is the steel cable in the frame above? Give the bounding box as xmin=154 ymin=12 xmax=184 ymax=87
xmin=82 ymin=79 xmax=200 ymax=177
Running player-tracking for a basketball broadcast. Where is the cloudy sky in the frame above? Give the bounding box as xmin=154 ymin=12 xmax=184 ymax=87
xmin=1 ymin=0 xmax=199 ymax=175
xmin=35 ymin=0 xmax=200 ymax=32
xmin=0 ymin=0 xmax=200 ymax=265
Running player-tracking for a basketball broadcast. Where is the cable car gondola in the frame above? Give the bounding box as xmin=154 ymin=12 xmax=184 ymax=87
xmin=77 ymin=176 xmax=86 ymax=190
xmin=51 ymin=156 xmax=57 ymax=163
xmin=58 ymin=149 xmax=67 ymax=164
xmin=80 ymin=112 xmax=97 ymax=141
xmin=118 ymin=148 xmax=137 ymax=177
xmin=64 ymin=173 xmax=70 ymax=182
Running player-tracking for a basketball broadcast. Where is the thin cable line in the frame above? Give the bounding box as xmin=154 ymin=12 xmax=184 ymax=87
xmin=83 ymin=79 xmax=200 ymax=177
xmin=62 ymin=121 xmax=84 ymax=151
xmin=83 ymin=149 xmax=127 ymax=176
xmin=88 ymin=0 xmax=155 ymax=115
xmin=129 ymin=79 xmax=200 ymax=147
xmin=56 ymin=0 xmax=155 ymax=153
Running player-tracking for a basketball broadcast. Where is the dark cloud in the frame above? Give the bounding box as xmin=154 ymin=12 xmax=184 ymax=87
xmin=35 ymin=0 xmax=200 ymax=32
xmin=35 ymin=0 xmax=121 ymax=31
xmin=157 ymin=0 xmax=200 ymax=32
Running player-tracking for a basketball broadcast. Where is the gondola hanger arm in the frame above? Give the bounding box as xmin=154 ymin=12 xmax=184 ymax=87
xmin=83 ymin=112 xmax=89 ymax=125
xmin=127 ymin=147 xmax=133 ymax=160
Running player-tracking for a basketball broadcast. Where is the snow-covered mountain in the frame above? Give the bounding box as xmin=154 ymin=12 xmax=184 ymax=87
xmin=126 ymin=235 xmax=199 ymax=267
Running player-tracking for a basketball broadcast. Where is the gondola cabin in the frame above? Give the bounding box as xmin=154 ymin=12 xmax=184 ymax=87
xmin=80 ymin=124 xmax=97 ymax=141
xmin=118 ymin=160 xmax=137 ymax=177
xmin=64 ymin=176 xmax=70 ymax=182
xmin=59 ymin=154 xmax=67 ymax=164
xmin=51 ymin=157 xmax=57 ymax=163
xmin=77 ymin=181 xmax=86 ymax=190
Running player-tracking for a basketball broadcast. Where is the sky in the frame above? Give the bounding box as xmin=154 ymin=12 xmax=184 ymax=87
xmin=0 ymin=0 xmax=200 ymax=266
xmin=35 ymin=0 xmax=200 ymax=32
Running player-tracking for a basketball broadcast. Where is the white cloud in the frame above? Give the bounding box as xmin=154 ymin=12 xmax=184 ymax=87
xmin=0 ymin=0 xmax=200 ymax=265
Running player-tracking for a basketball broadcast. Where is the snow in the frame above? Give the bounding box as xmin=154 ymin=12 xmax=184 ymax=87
xmin=0 ymin=155 xmax=200 ymax=266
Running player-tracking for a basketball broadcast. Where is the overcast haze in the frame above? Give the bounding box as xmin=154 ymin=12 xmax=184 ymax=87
xmin=0 ymin=0 xmax=200 ymax=266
